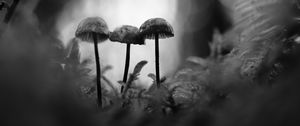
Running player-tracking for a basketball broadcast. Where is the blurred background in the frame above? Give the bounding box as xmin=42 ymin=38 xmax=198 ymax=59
xmin=1 ymin=0 xmax=300 ymax=126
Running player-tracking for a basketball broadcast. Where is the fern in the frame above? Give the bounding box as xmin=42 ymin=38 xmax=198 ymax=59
xmin=121 ymin=60 xmax=148 ymax=98
xmin=115 ymin=60 xmax=149 ymax=109
xmin=63 ymin=38 xmax=117 ymax=107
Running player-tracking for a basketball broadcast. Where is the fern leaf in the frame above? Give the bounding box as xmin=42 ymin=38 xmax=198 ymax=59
xmin=122 ymin=60 xmax=148 ymax=97
xmin=66 ymin=38 xmax=80 ymax=65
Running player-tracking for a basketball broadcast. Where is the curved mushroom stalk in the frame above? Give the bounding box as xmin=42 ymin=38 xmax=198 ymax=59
xmin=139 ymin=18 xmax=174 ymax=88
xmin=75 ymin=17 xmax=110 ymax=108
xmin=155 ymin=33 xmax=160 ymax=87
xmin=123 ymin=43 xmax=131 ymax=84
xmin=92 ymin=32 xmax=102 ymax=108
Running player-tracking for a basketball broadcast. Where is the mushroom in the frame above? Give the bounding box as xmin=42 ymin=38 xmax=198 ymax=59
xmin=109 ymin=25 xmax=144 ymax=92
xmin=75 ymin=17 xmax=110 ymax=108
xmin=139 ymin=18 xmax=174 ymax=88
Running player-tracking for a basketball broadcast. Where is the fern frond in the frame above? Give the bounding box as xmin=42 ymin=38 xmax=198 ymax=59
xmin=122 ymin=60 xmax=148 ymax=97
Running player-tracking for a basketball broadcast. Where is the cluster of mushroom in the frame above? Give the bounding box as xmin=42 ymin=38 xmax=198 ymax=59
xmin=75 ymin=17 xmax=174 ymax=108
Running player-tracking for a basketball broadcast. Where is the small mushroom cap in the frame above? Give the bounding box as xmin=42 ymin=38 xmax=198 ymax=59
xmin=75 ymin=17 xmax=110 ymax=43
xmin=139 ymin=18 xmax=174 ymax=40
xmin=110 ymin=25 xmax=145 ymax=45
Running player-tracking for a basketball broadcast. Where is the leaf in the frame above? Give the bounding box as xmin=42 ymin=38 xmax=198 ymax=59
xmin=209 ymin=30 xmax=223 ymax=59
xmin=122 ymin=61 xmax=148 ymax=98
xmin=160 ymin=77 xmax=167 ymax=83
xmin=101 ymin=65 xmax=113 ymax=74
xmin=78 ymin=68 xmax=92 ymax=76
xmin=127 ymin=60 xmax=148 ymax=84
xmin=132 ymin=60 xmax=148 ymax=75
xmin=102 ymin=75 xmax=119 ymax=97
xmin=66 ymin=39 xmax=80 ymax=65
xmin=65 ymin=38 xmax=78 ymax=57
xmin=148 ymin=73 xmax=167 ymax=85
xmin=118 ymin=81 xmax=125 ymax=86
xmin=138 ymin=89 xmax=147 ymax=98
xmin=80 ymin=58 xmax=92 ymax=66
xmin=148 ymin=73 xmax=156 ymax=81
xmin=86 ymin=86 xmax=96 ymax=95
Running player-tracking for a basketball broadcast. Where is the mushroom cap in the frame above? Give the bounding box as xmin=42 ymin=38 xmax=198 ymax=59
xmin=110 ymin=25 xmax=145 ymax=45
xmin=139 ymin=18 xmax=174 ymax=39
xmin=75 ymin=17 xmax=110 ymax=43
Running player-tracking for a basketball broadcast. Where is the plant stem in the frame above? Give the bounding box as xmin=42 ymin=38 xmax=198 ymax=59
xmin=122 ymin=43 xmax=131 ymax=92
xmin=155 ymin=33 xmax=160 ymax=88
xmin=93 ymin=33 xmax=102 ymax=108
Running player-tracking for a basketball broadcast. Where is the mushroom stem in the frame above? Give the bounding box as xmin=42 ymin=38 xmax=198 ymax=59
xmin=122 ymin=43 xmax=131 ymax=92
xmin=92 ymin=32 xmax=102 ymax=108
xmin=155 ymin=33 xmax=160 ymax=88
